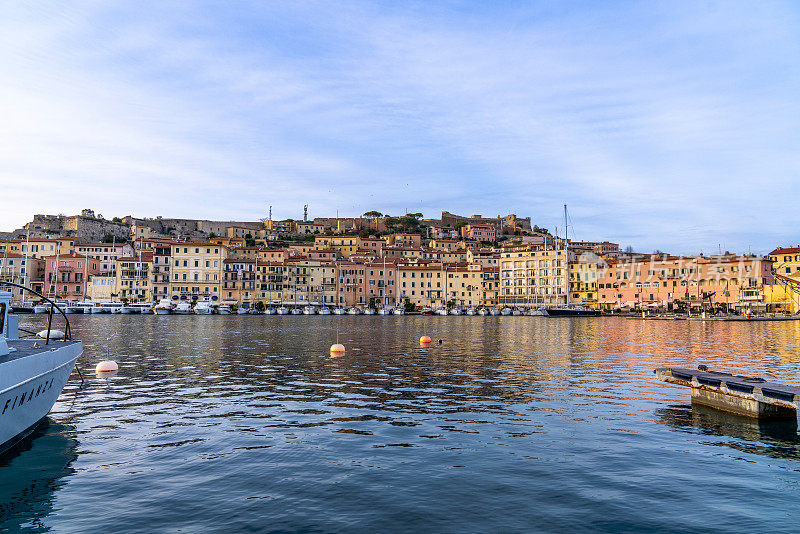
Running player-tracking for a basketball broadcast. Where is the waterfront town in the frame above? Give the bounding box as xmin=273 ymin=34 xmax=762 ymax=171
xmin=1 ymin=208 xmax=799 ymax=313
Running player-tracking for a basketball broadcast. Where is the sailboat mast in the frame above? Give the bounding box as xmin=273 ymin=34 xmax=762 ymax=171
xmin=564 ymin=204 xmax=569 ymax=306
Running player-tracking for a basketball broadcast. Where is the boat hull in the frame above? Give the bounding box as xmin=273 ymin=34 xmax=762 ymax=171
xmin=544 ymin=308 xmax=601 ymax=317
xmin=0 ymin=341 xmax=81 ymax=456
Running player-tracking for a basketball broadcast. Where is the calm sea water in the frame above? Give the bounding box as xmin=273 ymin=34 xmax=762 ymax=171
xmin=2 ymin=315 xmax=800 ymax=533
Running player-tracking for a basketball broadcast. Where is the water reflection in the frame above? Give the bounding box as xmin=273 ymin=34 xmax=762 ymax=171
xmin=655 ymin=404 xmax=800 ymax=460
xmin=5 ymin=314 xmax=800 ymax=532
xmin=0 ymin=421 xmax=78 ymax=532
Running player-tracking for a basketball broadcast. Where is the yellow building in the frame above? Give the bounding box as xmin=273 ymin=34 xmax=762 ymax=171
xmin=115 ymin=253 xmax=153 ymax=303
xmin=397 ymin=262 xmax=445 ymax=308
xmin=87 ymin=275 xmax=115 ymax=302
xmin=499 ymin=246 xmax=568 ymax=307
xmin=282 ymin=258 xmax=337 ymax=305
xmin=169 ymin=242 xmax=228 ymax=302
xmin=1 ymin=237 xmax=75 ymax=259
xmin=768 ymin=247 xmax=800 ymax=276
xmin=444 ymin=263 xmax=485 ymax=307
xmin=481 ymin=266 xmax=499 ymax=307
xmin=569 ymin=255 xmax=600 ymax=307
xmin=314 ymin=236 xmax=360 ymax=258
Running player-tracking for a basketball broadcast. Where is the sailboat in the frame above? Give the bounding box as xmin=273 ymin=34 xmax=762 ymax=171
xmin=544 ymin=205 xmax=601 ymax=317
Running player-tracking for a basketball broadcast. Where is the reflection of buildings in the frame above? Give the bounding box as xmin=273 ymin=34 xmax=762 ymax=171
xmin=654 ymin=404 xmax=800 ymax=460
xmin=0 ymin=421 xmax=78 ymax=530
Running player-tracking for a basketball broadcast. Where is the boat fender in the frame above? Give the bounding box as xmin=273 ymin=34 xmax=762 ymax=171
xmin=37 ymin=329 xmax=64 ymax=340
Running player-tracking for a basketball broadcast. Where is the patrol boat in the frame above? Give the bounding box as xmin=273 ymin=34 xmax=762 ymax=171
xmin=0 ymin=284 xmax=82 ymax=456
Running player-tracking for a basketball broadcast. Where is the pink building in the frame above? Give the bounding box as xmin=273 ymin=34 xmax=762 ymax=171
xmin=45 ymin=253 xmax=102 ymax=302
xmin=597 ymin=254 xmax=773 ymax=311
xmin=336 ymin=260 xmax=398 ymax=307
xmin=460 ymin=224 xmax=497 ymax=243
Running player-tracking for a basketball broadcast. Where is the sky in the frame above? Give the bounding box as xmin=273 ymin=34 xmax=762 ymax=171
xmin=1 ymin=1 xmax=798 ymax=254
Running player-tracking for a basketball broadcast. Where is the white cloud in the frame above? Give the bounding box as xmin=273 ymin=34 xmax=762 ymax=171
xmin=0 ymin=1 xmax=798 ymax=254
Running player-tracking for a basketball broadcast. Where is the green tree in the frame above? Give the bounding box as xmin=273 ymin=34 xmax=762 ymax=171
xmin=255 ymin=301 xmax=265 ymax=312
xmin=209 ymin=232 xmax=217 ymax=239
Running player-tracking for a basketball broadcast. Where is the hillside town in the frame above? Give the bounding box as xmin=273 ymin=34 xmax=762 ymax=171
xmin=1 ymin=208 xmax=799 ymax=313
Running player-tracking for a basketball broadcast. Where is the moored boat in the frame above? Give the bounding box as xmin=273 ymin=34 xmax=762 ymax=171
xmin=290 ymin=307 xmax=302 ymax=315
xmin=363 ymin=307 xmax=375 ymax=315
xmin=100 ymin=302 xmax=123 ymax=314
xmin=332 ymin=307 xmax=346 ymax=315
xmin=217 ymin=305 xmax=232 ymax=315
xmin=194 ymin=300 xmax=214 ymax=315
xmin=392 ymin=307 xmax=405 ymax=315
xmin=303 ymin=306 xmax=317 ymax=315
xmin=264 ymin=307 xmax=276 ymax=315
xmin=0 ymin=287 xmax=82 ymax=457
xmin=277 ymin=306 xmax=289 ymax=315
xmin=449 ymin=308 xmax=462 ymax=316
xmin=544 ymin=307 xmax=601 ymax=317
xmin=154 ymin=299 xmax=173 ymax=315
xmin=173 ymin=302 xmax=192 ymax=315
xmin=319 ymin=307 xmax=331 ymax=315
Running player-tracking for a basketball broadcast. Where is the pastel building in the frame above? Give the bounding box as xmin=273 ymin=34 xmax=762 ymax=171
xmin=169 ymin=242 xmax=228 ymax=301
xmin=45 ymin=253 xmax=101 ymax=302
xmin=460 ymin=224 xmax=497 ymax=243
xmin=596 ymin=254 xmax=774 ymax=311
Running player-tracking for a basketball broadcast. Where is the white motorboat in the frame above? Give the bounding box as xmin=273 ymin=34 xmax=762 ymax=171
xmin=435 ymin=308 xmax=448 ymax=316
xmin=173 ymin=302 xmax=193 ymax=315
xmin=290 ymin=307 xmax=302 ymax=315
xmin=1 ymin=289 xmax=82 ymax=456
xmin=133 ymin=303 xmax=154 ymax=315
xmin=500 ymin=307 xmax=512 ymax=316
xmin=466 ymin=307 xmax=476 ymax=316
xmin=347 ymin=307 xmax=361 ymax=315
xmin=194 ymin=301 xmax=214 ymax=315
xmin=319 ymin=307 xmax=331 ymax=315
xmin=64 ymin=303 xmax=84 ymax=314
xmin=264 ymin=307 xmax=276 ymax=315
xmin=249 ymin=309 xmax=263 ymax=315
xmin=120 ymin=304 xmax=139 ymax=314
xmin=303 ymin=306 xmax=317 ymax=315
xmin=449 ymin=308 xmax=462 ymax=316
xmin=277 ymin=306 xmax=289 ymax=315
xmin=363 ymin=308 xmax=375 ymax=315
xmin=74 ymin=301 xmax=95 ymax=314
xmin=477 ymin=308 xmax=489 ymax=316
xmin=217 ymin=305 xmax=232 ymax=315
xmin=527 ymin=308 xmax=547 ymax=316
xmin=392 ymin=307 xmax=405 ymax=315
xmin=100 ymin=302 xmax=123 ymax=314
xmin=154 ymin=299 xmax=173 ymax=315
xmin=33 ymin=305 xmax=50 ymax=314
xmin=512 ymin=308 xmax=523 ymax=316
xmin=237 ymin=307 xmax=249 ymax=315
xmin=490 ymin=308 xmax=501 ymax=316
xmin=377 ymin=307 xmax=391 ymax=315
xmin=332 ymin=307 xmax=346 ymax=315
xmin=90 ymin=304 xmax=107 ymax=314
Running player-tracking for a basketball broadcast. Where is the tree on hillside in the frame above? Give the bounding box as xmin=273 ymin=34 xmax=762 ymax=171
xmin=363 ymin=211 xmax=383 ymax=219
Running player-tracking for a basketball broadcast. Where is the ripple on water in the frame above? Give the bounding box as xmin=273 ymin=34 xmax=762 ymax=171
xmin=2 ymin=315 xmax=800 ymax=532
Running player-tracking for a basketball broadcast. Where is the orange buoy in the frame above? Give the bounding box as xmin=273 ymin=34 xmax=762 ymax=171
xmin=420 ymin=335 xmax=432 ymax=345
xmin=95 ymin=360 xmax=118 ymax=373
xmin=330 ymin=343 xmax=345 ymax=354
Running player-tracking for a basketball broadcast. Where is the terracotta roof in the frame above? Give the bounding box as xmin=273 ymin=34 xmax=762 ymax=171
xmin=770 ymin=247 xmax=800 ymax=255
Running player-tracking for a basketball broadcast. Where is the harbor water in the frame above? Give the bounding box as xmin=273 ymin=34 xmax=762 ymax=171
xmin=2 ymin=315 xmax=800 ymax=532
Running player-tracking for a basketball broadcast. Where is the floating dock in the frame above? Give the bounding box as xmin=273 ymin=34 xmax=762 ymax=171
xmin=655 ymin=367 xmax=800 ymax=419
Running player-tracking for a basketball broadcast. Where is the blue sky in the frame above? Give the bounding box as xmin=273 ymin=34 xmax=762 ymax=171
xmin=1 ymin=1 xmax=798 ymax=254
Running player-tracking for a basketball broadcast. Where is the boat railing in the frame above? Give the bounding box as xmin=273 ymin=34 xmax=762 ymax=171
xmin=0 ymin=281 xmax=72 ymax=344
